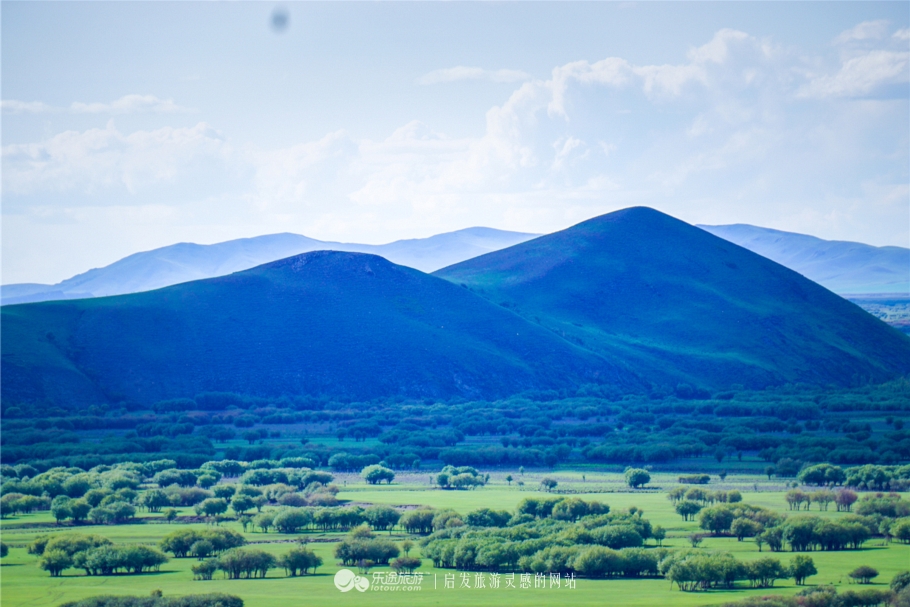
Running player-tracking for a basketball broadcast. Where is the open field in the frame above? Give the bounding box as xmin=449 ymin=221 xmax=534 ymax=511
xmin=2 ymin=469 xmax=908 ymax=607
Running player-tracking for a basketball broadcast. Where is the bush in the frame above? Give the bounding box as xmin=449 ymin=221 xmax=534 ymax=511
xmin=848 ymin=565 xmax=879 ymax=584
xmin=625 ymin=469 xmax=650 ymax=489
xmin=361 ymin=465 xmax=395 ymax=485
xmin=276 ymin=546 xmax=322 ymax=576
xmin=390 ymin=556 xmax=421 ymax=574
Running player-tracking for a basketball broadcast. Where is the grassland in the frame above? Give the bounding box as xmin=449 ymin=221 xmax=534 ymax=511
xmin=2 ymin=469 xmax=908 ymax=607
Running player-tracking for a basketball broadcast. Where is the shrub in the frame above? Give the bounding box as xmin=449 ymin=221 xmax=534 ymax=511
xmin=848 ymin=565 xmax=878 ymax=584
xmin=361 ymin=465 xmax=395 ymax=485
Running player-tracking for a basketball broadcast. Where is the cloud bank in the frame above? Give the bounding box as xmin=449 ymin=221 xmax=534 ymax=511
xmin=3 ymin=23 xmax=908 ymax=283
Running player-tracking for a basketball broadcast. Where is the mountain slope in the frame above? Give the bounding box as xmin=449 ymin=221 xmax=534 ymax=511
xmin=435 ymin=207 xmax=910 ymax=390
xmin=1 ymin=251 xmax=638 ymax=407
xmin=1 ymin=228 xmax=538 ymax=305
xmin=699 ymin=224 xmax=909 ymax=295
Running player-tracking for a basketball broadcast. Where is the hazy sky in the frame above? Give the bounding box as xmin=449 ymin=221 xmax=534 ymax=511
xmin=2 ymin=1 xmax=908 ymax=284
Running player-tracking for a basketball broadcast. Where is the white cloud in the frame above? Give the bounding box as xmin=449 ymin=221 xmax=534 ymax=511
xmin=418 ymin=66 xmax=531 ymax=85
xmin=834 ymin=20 xmax=890 ymax=45
xmin=70 ymin=94 xmax=188 ymax=114
xmin=1 ymin=94 xmax=190 ymax=115
xmin=798 ymin=49 xmax=909 ymax=98
xmin=2 ymin=121 xmax=230 ymax=196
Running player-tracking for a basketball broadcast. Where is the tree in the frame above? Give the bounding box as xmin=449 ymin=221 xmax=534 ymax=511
xmin=849 ymin=566 xmax=879 ymax=584
xmin=790 ymin=555 xmax=817 ymax=585
xmin=505 ymin=475 xmax=513 ymax=486
xmin=164 ymin=508 xmax=178 ymax=523
xmin=39 ymin=549 xmax=73 ymax=576
xmin=277 ymin=546 xmax=322 ymax=576
xmin=51 ymin=500 xmax=72 ymax=524
xmin=0 ymin=542 xmax=8 ymax=558
xmin=688 ymin=533 xmax=703 ymax=548
xmin=401 ymin=540 xmax=414 ymax=556
xmin=191 ymin=540 xmax=214 ymax=560
xmin=625 ymin=469 xmax=651 ymax=489
xmin=540 ymin=478 xmax=558 ymax=492
xmin=195 ymin=498 xmax=228 ymax=519
xmin=70 ymin=500 xmax=92 ymax=523
xmin=361 ymin=465 xmax=395 ymax=485
xmin=835 ymin=489 xmax=858 ymax=512
xmin=213 ymin=485 xmax=237 ymax=500
xmin=764 ymin=466 xmax=775 ymax=480
xmin=731 ymin=518 xmax=762 ymax=541
xmin=891 ymin=571 xmax=910 ymax=594
xmin=653 ymin=526 xmax=666 ymax=547
xmin=230 ymin=495 xmax=255 ymax=516
xmin=390 ymin=556 xmax=421 ymax=573
xmin=893 ymin=519 xmax=910 ymax=544
xmin=192 ymin=559 xmax=219 ymax=580
xmin=675 ymin=500 xmax=703 ymax=521
xmin=272 ymin=509 xmax=312 ymax=534
xmin=140 ymin=490 xmax=171 ymax=513
xmin=698 ymin=506 xmax=735 ymax=536
xmin=364 ymin=505 xmax=400 ymax=534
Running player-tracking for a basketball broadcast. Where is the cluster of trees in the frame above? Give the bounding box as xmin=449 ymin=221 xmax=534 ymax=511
xmin=661 ymin=550 xmax=813 ymax=591
xmin=420 ymin=502 xmax=657 ymax=573
xmin=756 ymin=515 xmax=875 ymax=552
xmin=30 ymin=534 xmax=168 ymax=577
xmin=784 ymin=489 xmax=857 ymax=512
xmin=436 ymin=466 xmax=487 ymax=490
xmin=667 ymin=487 xmax=743 ymax=521
xmin=245 ymin=504 xmax=402 ymax=535
xmin=159 ymin=528 xmax=246 ymax=558
xmin=361 ymin=465 xmax=395 ymax=485
xmin=191 ymin=546 xmax=321 ymax=580
xmin=334 ymin=526 xmax=402 ymax=568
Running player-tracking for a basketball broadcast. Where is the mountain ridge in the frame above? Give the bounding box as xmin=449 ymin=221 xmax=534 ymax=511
xmin=435 ymin=207 xmax=910 ymax=390
xmin=1 ymin=227 xmax=539 ymax=305
xmin=1 ymin=250 xmax=638 ymax=407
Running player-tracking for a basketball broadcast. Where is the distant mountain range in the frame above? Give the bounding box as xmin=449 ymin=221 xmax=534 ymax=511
xmin=4 ymin=207 xmax=909 ymax=408
xmin=2 ymin=220 xmax=907 ymax=307
xmin=0 ymin=228 xmax=538 ymax=305
xmin=698 ymin=224 xmax=909 ymax=295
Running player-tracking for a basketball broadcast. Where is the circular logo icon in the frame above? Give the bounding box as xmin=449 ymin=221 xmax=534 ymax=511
xmin=334 ymin=568 xmax=370 ymax=592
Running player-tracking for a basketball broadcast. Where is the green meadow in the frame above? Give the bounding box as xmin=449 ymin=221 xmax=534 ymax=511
xmin=2 ymin=470 xmax=908 ymax=607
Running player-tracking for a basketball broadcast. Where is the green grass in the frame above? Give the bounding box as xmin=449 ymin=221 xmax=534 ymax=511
xmin=2 ymin=471 xmax=908 ymax=607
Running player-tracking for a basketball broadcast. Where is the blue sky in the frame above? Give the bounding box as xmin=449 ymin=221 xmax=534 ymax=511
xmin=2 ymin=1 xmax=908 ymax=284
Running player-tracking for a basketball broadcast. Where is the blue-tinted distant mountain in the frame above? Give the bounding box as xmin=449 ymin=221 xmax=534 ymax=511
xmin=1 ymin=251 xmax=638 ymax=407
xmin=699 ymin=224 xmax=909 ymax=295
xmin=0 ymin=228 xmax=538 ymax=305
xmin=436 ymin=207 xmax=910 ymax=390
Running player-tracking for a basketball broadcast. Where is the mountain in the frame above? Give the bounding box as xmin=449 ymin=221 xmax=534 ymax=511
xmin=0 ymin=228 xmax=538 ymax=305
xmin=1 ymin=251 xmax=639 ymax=408
xmin=698 ymin=224 xmax=909 ymax=295
xmin=435 ymin=207 xmax=910 ymax=391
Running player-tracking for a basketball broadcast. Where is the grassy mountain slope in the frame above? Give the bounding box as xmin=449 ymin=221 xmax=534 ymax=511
xmin=435 ymin=207 xmax=910 ymax=390
xmin=1 ymin=251 xmax=638 ymax=407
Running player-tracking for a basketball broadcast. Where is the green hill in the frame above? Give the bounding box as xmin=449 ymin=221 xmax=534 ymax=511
xmin=434 ymin=207 xmax=910 ymax=390
xmin=1 ymin=251 xmax=639 ymax=407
